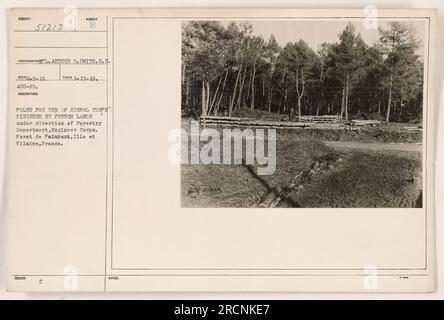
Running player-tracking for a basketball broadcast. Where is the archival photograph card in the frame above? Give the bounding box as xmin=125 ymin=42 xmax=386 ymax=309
xmin=6 ymin=8 xmax=437 ymax=292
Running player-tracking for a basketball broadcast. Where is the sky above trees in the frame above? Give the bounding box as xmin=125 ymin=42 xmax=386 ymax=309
xmin=223 ymin=20 xmax=425 ymax=58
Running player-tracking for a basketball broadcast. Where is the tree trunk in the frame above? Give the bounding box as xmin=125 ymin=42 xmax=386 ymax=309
xmin=206 ymin=81 xmax=210 ymax=116
xmin=386 ymin=73 xmax=393 ymax=122
xmin=229 ymin=62 xmax=242 ymax=116
xmin=281 ymin=64 xmax=286 ymax=83
xmin=207 ymin=74 xmax=223 ymax=116
xmin=340 ymin=86 xmax=345 ymax=119
xmin=246 ymin=70 xmax=252 ymax=102
xmin=295 ymin=69 xmax=305 ymax=121
xmin=250 ymin=56 xmax=257 ymax=110
xmin=185 ymin=76 xmax=190 ymax=107
xmin=284 ymin=87 xmax=288 ymax=113
xmin=345 ymin=78 xmax=349 ymax=121
xmin=215 ymin=68 xmax=229 ymax=116
xmin=182 ymin=62 xmax=186 ymax=85
xmin=201 ymin=81 xmax=207 ymax=126
xmin=237 ymin=66 xmax=247 ymax=109
xmin=267 ymin=88 xmax=273 ymax=112
xmin=262 ymin=75 xmax=265 ymax=97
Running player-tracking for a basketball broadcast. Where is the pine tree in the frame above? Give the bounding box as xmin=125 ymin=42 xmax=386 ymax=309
xmin=377 ymin=22 xmax=420 ymax=122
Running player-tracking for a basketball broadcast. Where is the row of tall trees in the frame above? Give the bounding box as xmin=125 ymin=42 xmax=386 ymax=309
xmin=182 ymin=21 xmax=423 ymax=122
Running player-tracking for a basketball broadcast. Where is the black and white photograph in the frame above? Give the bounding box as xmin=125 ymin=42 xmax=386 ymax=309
xmin=181 ymin=19 xmax=425 ymax=208
xmin=3 ymin=6 xmax=439 ymax=295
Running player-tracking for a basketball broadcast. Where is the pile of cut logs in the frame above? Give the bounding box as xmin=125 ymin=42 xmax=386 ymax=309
xmin=199 ymin=115 xmax=359 ymax=130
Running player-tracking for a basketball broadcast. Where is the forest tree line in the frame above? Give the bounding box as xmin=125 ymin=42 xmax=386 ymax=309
xmin=182 ymin=21 xmax=423 ymax=122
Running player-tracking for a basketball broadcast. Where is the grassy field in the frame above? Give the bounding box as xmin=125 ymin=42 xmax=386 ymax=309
xmin=180 ymin=119 xmax=422 ymax=208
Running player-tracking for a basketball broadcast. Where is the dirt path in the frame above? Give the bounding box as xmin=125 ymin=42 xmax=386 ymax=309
xmin=323 ymin=141 xmax=422 ymax=153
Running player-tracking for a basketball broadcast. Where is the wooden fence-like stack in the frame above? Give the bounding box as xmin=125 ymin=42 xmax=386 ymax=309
xmin=199 ymin=115 xmax=382 ymax=130
xmin=350 ymin=119 xmax=382 ymax=126
xmin=298 ymin=115 xmax=341 ymax=123
xmin=199 ymin=115 xmax=370 ymax=130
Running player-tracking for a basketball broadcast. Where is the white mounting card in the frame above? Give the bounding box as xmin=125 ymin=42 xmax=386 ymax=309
xmin=6 ymin=8 xmax=437 ymax=292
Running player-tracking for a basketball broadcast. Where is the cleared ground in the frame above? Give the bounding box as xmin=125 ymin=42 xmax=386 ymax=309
xmin=181 ymin=119 xmax=423 ymax=208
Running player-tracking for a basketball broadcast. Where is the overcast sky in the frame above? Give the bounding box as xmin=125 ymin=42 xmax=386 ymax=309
xmin=223 ymin=20 xmax=426 ymax=57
